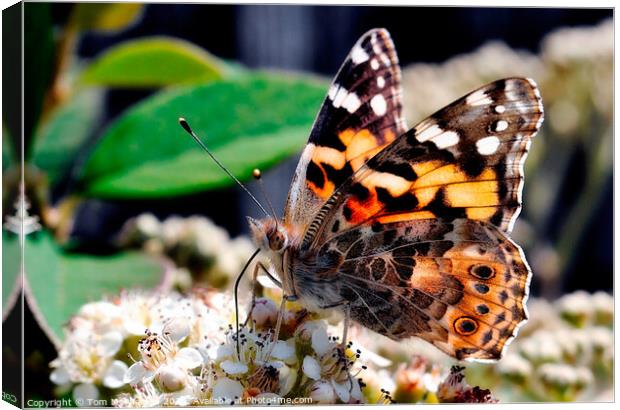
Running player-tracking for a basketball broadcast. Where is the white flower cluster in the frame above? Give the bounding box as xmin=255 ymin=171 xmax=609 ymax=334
xmin=49 ymin=290 xmax=235 ymax=405
xmin=467 ymin=291 xmax=613 ymax=402
xmin=118 ymin=214 xmax=255 ymax=289
xmin=50 ymin=290 xmax=387 ymax=406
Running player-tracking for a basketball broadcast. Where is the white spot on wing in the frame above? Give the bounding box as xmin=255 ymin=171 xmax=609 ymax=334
xmin=431 ymin=131 xmax=460 ymax=149
xmin=377 ymin=76 xmax=385 ymax=88
xmin=466 ymin=89 xmax=493 ymax=106
xmin=476 ymin=136 xmax=500 ymax=155
xmin=370 ymin=94 xmax=387 ymax=116
xmin=415 ymin=124 xmax=442 ymax=142
xmin=370 ymin=58 xmax=379 ymax=70
xmin=328 ymin=84 xmax=339 ymax=101
xmin=351 ymin=44 xmax=369 ymax=64
xmin=333 ymin=87 xmax=348 ymax=108
xmin=495 ymin=105 xmax=506 ymax=114
xmin=379 ymin=53 xmax=391 ymax=67
xmin=342 ymin=92 xmax=361 ymax=113
xmin=371 ymin=32 xmax=381 ymax=54
xmin=495 ymin=120 xmax=509 ymax=132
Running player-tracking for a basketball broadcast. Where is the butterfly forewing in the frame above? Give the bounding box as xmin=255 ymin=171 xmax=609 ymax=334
xmin=303 ymin=77 xmax=543 ymax=249
xmin=284 ymin=28 xmax=407 ymax=230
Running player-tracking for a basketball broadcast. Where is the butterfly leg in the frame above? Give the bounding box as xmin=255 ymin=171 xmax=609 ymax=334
xmin=341 ymin=302 xmax=351 ymax=350
xmin=243 ymin=262 xmax=283 ymax=327
xmin=339 ymin=303 xmax=358 ymax=398
xmin=265 ymin=293 xmax=297 ymax=358
xmin=242 ymin=262 xmax=261 ymax=328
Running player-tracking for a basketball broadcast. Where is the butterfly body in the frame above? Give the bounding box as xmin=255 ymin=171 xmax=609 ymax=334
xmin=249 ymin=28 xmax=543 ymax=362
xmin=249 ymin=217 xmax=346 ymax=313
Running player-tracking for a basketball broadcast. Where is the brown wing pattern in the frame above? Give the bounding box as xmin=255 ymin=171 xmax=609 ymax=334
xmin=284 ymin=28 xmax=407 ymax=229
xmin=314 ymin=218 xmax=531 ymax=361
xmin=302 ymin=78 xmax=543 ymax=249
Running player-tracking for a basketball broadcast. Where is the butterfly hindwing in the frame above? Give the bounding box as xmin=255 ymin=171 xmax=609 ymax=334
xmin=316 ymin=218 xmax=530 ymax=361
xmin=284 ymin=28 xmax=406 ymax=229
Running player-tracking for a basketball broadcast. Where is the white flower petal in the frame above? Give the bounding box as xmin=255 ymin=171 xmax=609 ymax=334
xmin=100 ymin=331 xmax=123 ymax=357
xmin=353 ymin=343 xmax=392 ymax=367
xmin=268 ymin=360 xmax=284 ymax=369
xmin=73 ymin=383 xmax=99 ymax=404
xmin=331 ymin=379 xmax=350 ymax=403
xmin=422 ymin=373 xmax=441 ymax=393
xmin=350 ymin=376 xmax=363 ymax=401
xmin=124 ymin=362 xmax=153 ymax=384
xmin=50 ymin=367 xmax=71 ymax=385
xmin=220 ymin=360 xmax=249 ymax=375
xmin=215 ymin=344 xmax=235 ymax=361
xmin=278 ymin=366 xmax=297 ymax=397
xmin=103 ymin=360 xmax=129 ymax=389
xmin=175 ymin=347 xmax=203 ymax=369
xmin=302 ymin=356 xmax=321 ymax=380
xmin=124 ymin=319 xmax=149 ymax=336
xmin=212 ymin=377 xmax=244 ymax=403
xmin=271 ymin=340 xmax=294 ymax=360
xmin=163 ymin=317 xmax=190 ymax=343
xmin=311 ymin=326 xmax=331 ymax=356
xmin=309 ymin=380 xmax=336 ymax=404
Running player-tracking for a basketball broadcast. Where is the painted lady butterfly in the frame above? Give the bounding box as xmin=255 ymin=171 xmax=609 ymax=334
xmin=245 ymin=28 xmax=543 ymax=362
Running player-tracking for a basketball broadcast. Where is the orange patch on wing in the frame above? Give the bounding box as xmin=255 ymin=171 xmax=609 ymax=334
xmin=445 ymin=180 xmax=499 ymax=207
xmin=412 ymin=160 xmax=444 ymax=178
xmin=414 ymin=166 xmax=496 ymax=190
xmin=414 ymin=186 xmax=440 ymax=208
xmin=307 ymin=162 xmax=335 ymax=199
xmin=466 ymin=207 xmax=498 ymax=220
xmin=338 ymin=128 xmax=389 ymax=171
xmin=383 ymin=129 xmax=397 ymax=144
xmin=311 ymin=146 xmax=346 ymax=170
xmin=413 ymin=164 xmax=465 ymax=188
xmin=345 ymin=191 xmax=383 ymax=224
xmin=376 ymin=211 xmax=435 ymax=223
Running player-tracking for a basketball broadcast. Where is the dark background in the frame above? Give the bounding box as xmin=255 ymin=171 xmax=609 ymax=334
xmin=48 ymin=4 xmax=612 ymax=293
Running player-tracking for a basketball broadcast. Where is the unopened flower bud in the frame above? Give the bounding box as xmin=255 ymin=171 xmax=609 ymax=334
xmin=251 ymin=298 xmax=278 ymax=327
xmin=157 ymin=365 xmax=186 ymax=392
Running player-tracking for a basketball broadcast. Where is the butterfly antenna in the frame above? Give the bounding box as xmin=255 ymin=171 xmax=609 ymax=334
xmin=178 ymin=118 xmax=270 ymax=218
xmin=252 ymin=169 xmax=279 ymax=227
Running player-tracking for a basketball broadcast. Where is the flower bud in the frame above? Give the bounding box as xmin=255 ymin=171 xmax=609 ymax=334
xmin=251 ymin=298 xmax=278 ymax=328
xmin=157 ymin=365 xmax=186 ymax=392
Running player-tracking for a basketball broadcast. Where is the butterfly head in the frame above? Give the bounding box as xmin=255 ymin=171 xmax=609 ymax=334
xmin=248 ymin=217 xmax=289 ymax=254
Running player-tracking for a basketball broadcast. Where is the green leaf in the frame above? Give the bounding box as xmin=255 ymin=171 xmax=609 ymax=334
xmin=82 ymin=37 xmax=225 ymax=87
xmin=24 ymin=232 xmax=169 ymax=344
xmin=31 ymin=89 xmax=103 ymax=186
xmin=2 ymin=231 xmax=20 ymax=320
xmin=72 ymin=3 xmax=144 ymax=33
xmin=79 ymin=73 xmax=328 ymax=198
